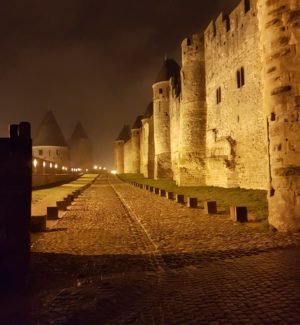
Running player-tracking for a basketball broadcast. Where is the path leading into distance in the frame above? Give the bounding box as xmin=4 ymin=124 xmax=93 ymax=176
xmin=21 ymin=175 xmax=300 ymax=323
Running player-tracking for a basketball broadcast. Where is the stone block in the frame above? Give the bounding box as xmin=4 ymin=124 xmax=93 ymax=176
xmin=30 ymin=215 xmax=46 ymax=232
xmin=145 ymin=185 xmax=149 ymax=190
xmin=167 ymin=192 xmax=174 ymax=200
xmin=176 ymin=194 xmax=185 ymax=204
xmin=159 ymin=189 xmax=166 ymax=197
xmin=68 ymin=194 xmax=75 ymax=202
xmin=57 ymin=200 xmax=67 ymax=211
xmin=154 ymin=188 xmax=160 ymax=194
xmin=187 ymin=197 xmax=198 ymax=208
xmin=204 ymin=201 xmax=217 ymax=214
xmin=47 ymin=206 xmax=58 ymax=220
xmin=149 ymin=186 xmax=154 ymax=192
xmin=64 ymin=197 xmax=72 ymax=206
xmin=230 ymin=206 xmax=248 ymax=223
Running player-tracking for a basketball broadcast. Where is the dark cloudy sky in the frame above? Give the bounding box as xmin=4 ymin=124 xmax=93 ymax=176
xmin=0 ymin=0 xmax=239 ymax=169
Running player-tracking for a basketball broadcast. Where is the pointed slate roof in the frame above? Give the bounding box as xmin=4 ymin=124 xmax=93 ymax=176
xmin=144 ymin=102 xmax=153 ymax=118
xmin=132 ymin=115 xmax=143 ymax=129
xmin=155 ymin=59 xmax=181 ymax=84
xmin=33 ymin=110 xmax=67 ymax=146
xmin=69 ymin=122 xmax=88 ymax=145
xmin=116 ymin=124 xmax=131 ymax=142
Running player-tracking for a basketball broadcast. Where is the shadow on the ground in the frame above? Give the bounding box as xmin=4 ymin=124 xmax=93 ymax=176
xmin=2 ymin=245 xmax=300 ymax=325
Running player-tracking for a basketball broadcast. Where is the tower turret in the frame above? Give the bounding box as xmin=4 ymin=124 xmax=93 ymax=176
xmin=152 ymin=59 xmax=180 ymax=179
xmin=258 ymin=0 xmax=300 ymax=231
xmin=131 ymin=116 xmax=143 ymax=174
xmin=114 ymin=125 xmax=130 ymax=174
xmin=178 ymin=34 xmax=207 ymax=185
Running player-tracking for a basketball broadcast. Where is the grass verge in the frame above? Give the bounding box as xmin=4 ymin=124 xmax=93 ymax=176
xmin=118 ymin=173 xmax=268 ymax=221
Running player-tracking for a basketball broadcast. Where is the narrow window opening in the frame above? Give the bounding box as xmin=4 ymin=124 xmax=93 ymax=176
xmin=216 ymin=87 xmax=222 ymax=104
xmin=244 ymin=0 xmax=251 ymax=13
xmin=241 ymin=67 xmax=245 ymax=86
xmin=38 ymin=149 xmax=43 ymax=156
xmin=187 ymin=38 xmax=191 ymax=46
xmin=237 ymin=70 xmax=241 ymax=88
xmin=224 ymin=15 xmax=230 ymax=32
xmin=270 ymin=112 xmax=276 ymax=121
xmin=159 ymin=88 xmax=163 ymax=94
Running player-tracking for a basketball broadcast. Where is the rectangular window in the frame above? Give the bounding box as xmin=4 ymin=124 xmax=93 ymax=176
xmin=216 ymin=87 xmax=222 ymax=104
xmin=159 ymin=88 xmax=163 ymax=94
xmin=38 ymin=149 xmax=43 ymax=156
xmin=237 ymin=67 xmax=245 ymax=88
xmin=56 ymin=150 xmax=60 ymax=156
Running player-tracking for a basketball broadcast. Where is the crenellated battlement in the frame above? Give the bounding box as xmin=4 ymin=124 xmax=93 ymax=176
xmin=204 ymin=0 xmax=257 ymax=48
xmin=182 ymin=34 xmax=204 ymax=64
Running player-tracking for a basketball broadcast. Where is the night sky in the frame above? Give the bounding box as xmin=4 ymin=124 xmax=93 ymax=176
xmin=0 ymin=0 xmax=239 ymax=169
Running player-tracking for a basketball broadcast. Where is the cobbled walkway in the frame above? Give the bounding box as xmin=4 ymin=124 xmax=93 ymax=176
xmin=26 ymin=175 xmax=300 ymax=324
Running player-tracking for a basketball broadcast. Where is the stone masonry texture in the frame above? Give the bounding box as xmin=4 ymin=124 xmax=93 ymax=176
xmin=114 ymin=0 xmax=300 ymax=231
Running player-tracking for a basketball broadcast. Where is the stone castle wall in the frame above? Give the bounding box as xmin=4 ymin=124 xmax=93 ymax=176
xmin=115 ymin=0 xmax=300 ymax=231
xmin=204 ymin=0 xmax=268 ymax=189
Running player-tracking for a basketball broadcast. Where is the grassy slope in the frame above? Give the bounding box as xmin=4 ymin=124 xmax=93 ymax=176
xmin=118 ymin=174 xmax=268 ymax=221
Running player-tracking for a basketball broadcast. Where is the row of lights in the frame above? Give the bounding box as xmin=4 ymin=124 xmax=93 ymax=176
xmin=93 ymin=165 xmax=107 ymax=171
xmin=33 ymin=159 xmax=84 ymax=173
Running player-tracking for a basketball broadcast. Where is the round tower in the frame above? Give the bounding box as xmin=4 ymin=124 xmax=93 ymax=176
xmin=258 ymin=0 xmax=300 ymax=231
xmin=178 ymin=34 xmax=207 ymax=186
xmin=114 ymin=125 xmax=130 ymax=174
xmin=152 ymin=59 xmax=180 ymax=179
xmin=131 ymin=116 xmax=143 ymax=174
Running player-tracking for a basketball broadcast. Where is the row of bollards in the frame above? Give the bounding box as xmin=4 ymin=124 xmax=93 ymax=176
xmin=129 ymin=182 xmax=248 ymax=223
xmin=31 ymin=178 xmax=98 ymax=232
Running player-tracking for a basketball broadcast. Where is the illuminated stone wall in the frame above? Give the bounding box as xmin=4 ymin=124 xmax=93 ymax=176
xmin=33 ymin=145 xmax=70 ymax=168
xmin=258 ymin=0 xmax=300 ymax=231
xmin=204 ymin=0 xmax=268 ymax=190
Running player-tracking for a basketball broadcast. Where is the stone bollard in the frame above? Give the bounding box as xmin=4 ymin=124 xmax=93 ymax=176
xmin=204 ymin=201 xmax=217 ymax=214
xmin=68 ymin=194 xmax=75 ymax=202
xmin=230 ymin=206 xmax=248 ymax=223
xmin=64 ymin=196 xmax=72 ymax=206
xmin=149 ymin=186 xmax=154 ymax=193
xmin=167 ymin=192 xmax=174 ymax=200
xmin=154 ymin=188 xmax=160 ymax=195
xmin=176 ymin=194 xmax=185 ymax=204
xmin=145 ymin=185 xmax=149 ymax=190
xmin=30 ymin=216 xmax=47 ymax=233
xmin=57 ymin=200 xmax=67 ymax=211
xmin=47 ymin=206 xmax=59 ymax=220
xmin=187 ymin=197 xmax=198 ymax=208
xmin=159 ymin=189 xmax=166 ymax=197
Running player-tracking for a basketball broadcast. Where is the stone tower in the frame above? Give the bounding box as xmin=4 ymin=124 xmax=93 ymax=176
xmin=131 ymin=116 xmax=143 ymax=174
xmin=69 ymin=122 xmax=93 ymax=171
xmin=258 ymin=0 xmax=300 ymax=232
xmin=33 ymin=110 xmax=70 ymax=167
xmin=114 ymin=125 xmax=130 ymax=174
xmin=178 ymin=34 xmax=207 ymax=186
xmin=140 ymin=102 xmax=155 ymax=178
xmin=152 ymin=59 xmax=180 ymax=179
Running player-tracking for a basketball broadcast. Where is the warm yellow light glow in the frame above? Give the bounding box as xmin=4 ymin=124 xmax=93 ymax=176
xmin=50 ymin=163 xmax=53 ymax=168
xmin=103 ymin=167 xmax=107 ymax=170
xmin=43 ymin=161 xmax=46 ymax=168
xmin=54 ymin=164 xmax=58 ymax=169
xmin=111 ymin=170 xmax=117 ymax=175
xmin=93 ymin=165 xmax=98 ymax=170
xmin=33 ymin=159 xmax=38 ymax=168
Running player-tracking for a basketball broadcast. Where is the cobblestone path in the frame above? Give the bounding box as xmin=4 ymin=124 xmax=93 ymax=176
xmin=26 ymin=175 xmax=300 ymax=324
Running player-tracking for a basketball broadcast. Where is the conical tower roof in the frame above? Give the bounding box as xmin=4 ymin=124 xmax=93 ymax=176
xmin=33 ymin=110 xmax=67 ymax=146
xmin=132 ymin=115 xmax=143 ymax=129
xmin=69 ymin=122 xmax=88 ymax=144
xmin=155 ymin=59 xmax=181 ymax=84
xmin=116 ymin=124 xmax=131 ymax=142
xmin=144 ymin=102 xmax=153 ymax=118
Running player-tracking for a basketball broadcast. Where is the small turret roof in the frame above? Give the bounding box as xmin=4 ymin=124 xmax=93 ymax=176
xmin=144 ymin=102 xmax=153 ymax=118
xmin=155 ymin=59 xmax=181 ymax=83
xmin=132 ymin=115 xmax=143 ymax=129
xmin=116 ymin=124 xmax=131 ymax=142
xmin=69 ymin=122 xmax=88 ymax=144
xmin=33 ymin=110 xmax=67 ymax=147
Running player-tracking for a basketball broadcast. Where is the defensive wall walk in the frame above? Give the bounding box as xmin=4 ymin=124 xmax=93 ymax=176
xmin=4 ymin=174 xmax=300 ymax=324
